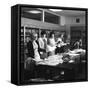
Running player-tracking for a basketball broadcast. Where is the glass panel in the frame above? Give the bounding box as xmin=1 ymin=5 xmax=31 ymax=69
xmin=21 ymin=8 xmax=42 ymax=21
xmin=44 ymin=12 xmax=60 ymax=24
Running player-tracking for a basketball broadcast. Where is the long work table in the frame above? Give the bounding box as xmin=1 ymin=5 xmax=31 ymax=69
xmin=24 ymin=49 xmax=86 ymax=81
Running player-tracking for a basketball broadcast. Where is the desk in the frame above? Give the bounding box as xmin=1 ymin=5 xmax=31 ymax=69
xmin=34 ymin=53 xmax=81 ymax=80
xmin=25 ymin=49 xmax=86 ymax=81
xmin=35 ymin=62 xmax=80 ymax=81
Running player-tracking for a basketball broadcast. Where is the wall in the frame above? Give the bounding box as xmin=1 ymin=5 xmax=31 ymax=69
xmin=60 ymin=15 xmax=85 ymax=26
xmin=65 ymin=15 xmax=85 ymax=25
xmin=61 ymin=15 xmax=85 ymax=41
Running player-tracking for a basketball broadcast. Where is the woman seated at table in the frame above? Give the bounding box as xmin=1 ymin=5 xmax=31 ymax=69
xmin=74 ymin=38 xmax=82 ymax=49
xmin=47 ymin=31 xmax=56 ymax=56
xmin=57 ymin=33 xmax=64 ymax=42
xmin=55 ymin=34 xmax=66 ymax=54
xmin=57 ymin=34 xmax=64 ymax=46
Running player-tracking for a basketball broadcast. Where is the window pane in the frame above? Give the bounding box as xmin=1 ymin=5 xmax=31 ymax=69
xmin=44 ymin=12 xmax=60 ymax=24
xmin=21 ymin=8 xmax=42 ymax=21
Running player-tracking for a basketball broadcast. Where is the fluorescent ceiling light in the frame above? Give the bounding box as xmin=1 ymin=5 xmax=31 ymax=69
xmin=26 ymin=10 xmax=41 ymax=14
xmin=49 ymin=9 xmax=63 ymax=12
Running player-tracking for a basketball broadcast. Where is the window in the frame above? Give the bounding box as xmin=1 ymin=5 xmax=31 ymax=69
xmin=21 ymin=8 xmax=42 ymax=21
xmin=44 ymin=12 xmax=60 ymax=24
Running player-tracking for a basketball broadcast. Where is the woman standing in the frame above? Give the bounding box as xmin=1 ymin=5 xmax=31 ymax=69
xmin=47 ymin=32 xmax=56 ymax=56
xmin=27 ymin=32 xmax=41 ymax=61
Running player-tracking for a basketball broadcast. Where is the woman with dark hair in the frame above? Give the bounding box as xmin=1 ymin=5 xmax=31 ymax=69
xmin=55 ymin=33 xmax=69 ymax=54
xmin=57 ymin=33 xmax=64 ymax=43
xmin=38 ymin=31 xmax=47 ymax=59
xmin=49 ymin=31 xmax=55 ymax=38
xmin=47 ymin=31 xmax=56 ymax=56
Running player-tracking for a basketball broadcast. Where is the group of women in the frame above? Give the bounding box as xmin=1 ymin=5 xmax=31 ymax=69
xmin=26 ymin=31 xmax=66 ymax=61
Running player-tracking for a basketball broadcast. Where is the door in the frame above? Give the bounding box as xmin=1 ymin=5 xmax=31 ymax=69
xmin=70 ymin=26 xmax=85 ymax=49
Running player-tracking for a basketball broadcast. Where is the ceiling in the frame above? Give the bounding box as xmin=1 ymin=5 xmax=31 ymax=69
xmin=51 ymin=10 xmax=85 ymax=16
xmin=21 ymin=8 xmax=85 ymax=18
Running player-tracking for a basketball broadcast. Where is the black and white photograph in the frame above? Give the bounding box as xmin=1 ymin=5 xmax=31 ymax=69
xmin=11 ymin=4 xmax=88 ymax=85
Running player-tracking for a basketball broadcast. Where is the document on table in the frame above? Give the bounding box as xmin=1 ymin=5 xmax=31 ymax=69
xmin=36 ymin=55 xmax=63 ymax=66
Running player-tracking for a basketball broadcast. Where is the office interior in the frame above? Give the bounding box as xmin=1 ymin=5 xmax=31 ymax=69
xmin=20 ymin=7 xmax=87 ymax=83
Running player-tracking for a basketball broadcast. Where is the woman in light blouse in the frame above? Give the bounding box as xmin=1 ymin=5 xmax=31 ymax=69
xmin=27 ymin=32 xmax=41 ymax=61
xmin=47 ymin=32 xmax=56 ymax=56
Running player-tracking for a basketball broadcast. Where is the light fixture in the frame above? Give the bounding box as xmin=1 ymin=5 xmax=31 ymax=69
xmin=49 ymin=9 xmax=63 ymax=12
xmin=26 ymin=10 xmax=41 ymax=14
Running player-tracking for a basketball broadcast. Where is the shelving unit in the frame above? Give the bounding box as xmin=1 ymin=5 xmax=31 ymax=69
xmin=20 ymin=26 xmax=24 ymax=63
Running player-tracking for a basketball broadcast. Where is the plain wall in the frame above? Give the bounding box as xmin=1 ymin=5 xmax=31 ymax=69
xmin=60 ymin=15 xmax=85 ymax=26
xmin=65 ymin=15 xmax=85 ymax=25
